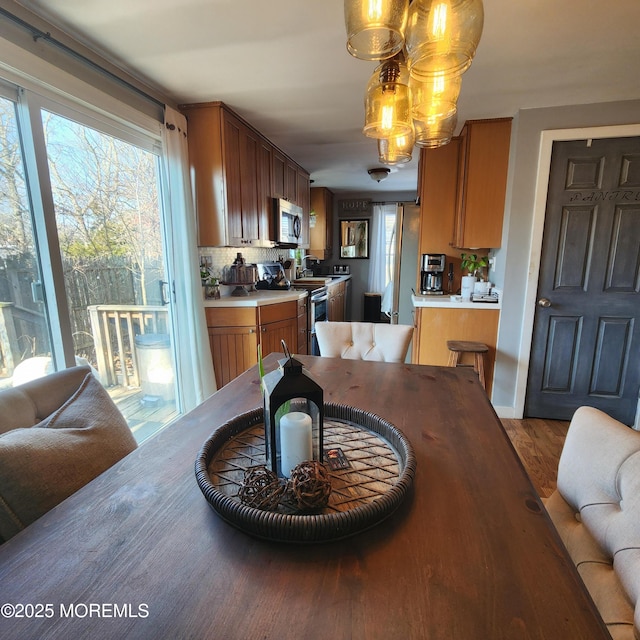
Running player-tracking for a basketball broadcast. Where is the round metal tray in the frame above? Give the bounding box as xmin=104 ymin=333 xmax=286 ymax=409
xmin=195 ymin=403 xmax=416 ymax=543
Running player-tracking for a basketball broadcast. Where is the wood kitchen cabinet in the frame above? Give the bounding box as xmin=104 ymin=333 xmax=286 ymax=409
xmin=417 ymin=118 xmax=511 ymax=292
xmin=272 ymin=149 xmax=310 ymax=212
xmin=297 ymin=169 xmax=310 ymax=248
xmin=273 ymin=149 xmax=297 ymax=203
xmin=258 ymin=302 xmax=297 ymax=359
xmin=296 ymin=295 xmax=308 ymax=355
xmin=327 ymin=280 xmax=346 ymax=322
xmin=180 ymin=102 xmax=269 ymax=247
xmin=453 ymin=118 xmax=512 ymax=249
xmin=412 ymin=306 xmax=500 ymax=396
xmin=309 ymin=187 xmax=334 ymax=260
xmin=205 ymin=301 xmax=298 ymax=388
xmin=418 ymin=139 xmax=460 ymax=255
xmin=206 ymin=308 xmax=259 ymax=388
xmin=180 ymin=101 xmax=310 ymax=247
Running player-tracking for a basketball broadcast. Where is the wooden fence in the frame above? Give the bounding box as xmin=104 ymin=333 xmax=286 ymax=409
xmin=0 ymin=255 xmax=165 ymax=383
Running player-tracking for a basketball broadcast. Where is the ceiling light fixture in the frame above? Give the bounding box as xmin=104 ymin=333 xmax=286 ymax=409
xmin=363 ymin=54 xmax=413 ymax=139
xmin=344 ymin=0 xmax=484 ymax=151
xmin=414 ymin=111 xmax=457 ymax=148
xmin=344 ymin=0 xmax=409 ymax=61
xmin=368 ymin=167 xmax=391 ymax=182
xmin=405 ymin=0 xmax=484 ymax=80
xmin=378 ymin=127 xmax=414 ymax=164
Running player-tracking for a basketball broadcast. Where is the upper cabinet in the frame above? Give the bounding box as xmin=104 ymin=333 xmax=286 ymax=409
xmin=309 ymin=186 xmax=334 ymax=260
xmin=418 ymin=139 xmax=461 ymax=254
xmin=297 ymin=169 xmax=310 ymax=248
xmin=180 ymin=101 xmax=310 ymax=248
xmin=453 ymin=118 xmax=512 ymax=249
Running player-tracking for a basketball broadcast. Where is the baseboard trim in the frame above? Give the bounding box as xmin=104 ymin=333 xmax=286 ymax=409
xmin=493 ymin=405 xmax=517 ymax=419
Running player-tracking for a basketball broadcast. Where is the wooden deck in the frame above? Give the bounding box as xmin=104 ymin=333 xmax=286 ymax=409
xmin=108 ymin=385 xmax=178 ymax=443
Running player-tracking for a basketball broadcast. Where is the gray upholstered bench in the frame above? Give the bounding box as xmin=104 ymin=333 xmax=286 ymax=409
xmin=543 ymin=406 xmax=640 ymax=640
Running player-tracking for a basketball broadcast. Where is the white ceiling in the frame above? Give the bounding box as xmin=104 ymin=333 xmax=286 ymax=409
xmin=13 ymin=0 xmax=640 ymax=195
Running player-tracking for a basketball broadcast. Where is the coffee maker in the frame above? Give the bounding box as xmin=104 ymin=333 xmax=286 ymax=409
xmin=420 ymin=253 xmax=446 ymax=295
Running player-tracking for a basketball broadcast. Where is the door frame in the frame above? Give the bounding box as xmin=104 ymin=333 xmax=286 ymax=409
xmin=515 ymin=122 xmax=640 ymax=427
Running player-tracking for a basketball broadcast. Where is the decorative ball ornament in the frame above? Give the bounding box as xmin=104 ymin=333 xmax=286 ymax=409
xmin=238 ymin=465 xmax=285 ymax=511
xmin=288 ymin=461 xmax=332 ymax=511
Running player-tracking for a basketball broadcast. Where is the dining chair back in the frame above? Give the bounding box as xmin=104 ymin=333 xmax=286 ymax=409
xmin=315 ymin=321 xmax=413 ymax=363
xmin=543 ymin=406 xmax=640 ymax=640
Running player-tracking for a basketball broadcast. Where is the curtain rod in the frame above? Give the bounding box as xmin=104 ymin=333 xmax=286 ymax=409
xmin=0 ymin=6 xmax=164 ymax=109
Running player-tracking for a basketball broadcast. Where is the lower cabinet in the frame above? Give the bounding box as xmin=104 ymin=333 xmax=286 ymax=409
xmin=206 ymin=301 xmax=298 ymax=388
xmin=296 ymin=296 xmax=308 ymax=355
xmin=412 ymin=307 xmax=500 ymax=397
xmin=207 ymin=323 xmax=258 ymax=389
xmin=327 ymin=281 xmax=346 ymax=322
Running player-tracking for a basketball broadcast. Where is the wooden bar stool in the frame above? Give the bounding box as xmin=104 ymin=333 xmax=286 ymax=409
xmin=447 ymin=340 xmax=489 ymax=390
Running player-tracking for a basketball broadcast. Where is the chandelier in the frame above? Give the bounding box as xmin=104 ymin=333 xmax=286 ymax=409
xmin=345 ymin=0 xmax=483 ymax=163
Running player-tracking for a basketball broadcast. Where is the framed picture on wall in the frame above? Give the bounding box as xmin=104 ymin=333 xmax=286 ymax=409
xmin=340 ymin=219 xmax=369 ymax=259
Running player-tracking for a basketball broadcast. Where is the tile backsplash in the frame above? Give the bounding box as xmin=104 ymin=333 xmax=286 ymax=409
xmin=198 ymin=247 xmax=296 ymax=280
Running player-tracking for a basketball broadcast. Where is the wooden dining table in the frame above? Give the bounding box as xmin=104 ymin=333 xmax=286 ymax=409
xmin=0 ymin=355 xmax=610 ymax=640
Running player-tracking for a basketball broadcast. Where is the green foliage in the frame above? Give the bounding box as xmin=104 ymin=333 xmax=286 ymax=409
xmin=460 ymin=253 xmax=488 ymax=277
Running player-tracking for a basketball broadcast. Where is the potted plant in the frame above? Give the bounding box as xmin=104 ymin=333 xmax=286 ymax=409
xmin=460 ymin=253 xmax=488 ymax=299
xmin=460 ymin=253 xmax=488 ymax=278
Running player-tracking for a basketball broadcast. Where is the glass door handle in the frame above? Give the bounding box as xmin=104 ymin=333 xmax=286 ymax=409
xmin=31 ymin=281 xmax=44 ymax=304
xmin=160 ymin=280 xmax=171 ymax=305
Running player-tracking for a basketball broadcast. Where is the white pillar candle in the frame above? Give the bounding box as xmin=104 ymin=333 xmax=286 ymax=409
xmin=279 ymin=411 xmax=313 ymax=478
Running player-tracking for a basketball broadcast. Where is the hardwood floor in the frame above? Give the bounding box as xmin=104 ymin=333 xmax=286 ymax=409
xmin=501 ymin=417 xmax=570 ymax=499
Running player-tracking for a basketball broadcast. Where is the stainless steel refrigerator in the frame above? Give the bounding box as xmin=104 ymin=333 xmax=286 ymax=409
xmin=389 ymin=202 xmax=420 ymax=327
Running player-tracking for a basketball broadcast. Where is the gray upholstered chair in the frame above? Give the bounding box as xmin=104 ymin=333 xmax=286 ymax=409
xmin=0 ymin=365 xmax=137 ymax=542
xmin=543 ymin=406 xmax=640 ymax=640
xmin=315 ymin=321 xmax=413 ymax=363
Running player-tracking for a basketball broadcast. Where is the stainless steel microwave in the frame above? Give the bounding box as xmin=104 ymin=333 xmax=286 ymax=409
xmin=275 ymin=198 xmax=303 ymax=246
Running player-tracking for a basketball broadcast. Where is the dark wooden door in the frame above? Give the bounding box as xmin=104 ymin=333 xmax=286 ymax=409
xmin=525 ymin=137 xmax=640 ymax=424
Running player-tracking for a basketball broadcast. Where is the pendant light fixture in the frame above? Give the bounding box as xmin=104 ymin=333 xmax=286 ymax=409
xmin=405 ymin=0 xmax=484 ymax=80
xmin=414 ymin=110 xmax=457 ymax=148
xmin=363 ymin=54 xmax=413 ymax=139
xmin=343 ymin=0 xmax=484 ymax=161
xmin=378 ymin=125 xmax=415 ymax=164
xmin=344 ymin=0 xmax=409 ymax=61
xmin=410 ymin=71 xmax=461 ymax=123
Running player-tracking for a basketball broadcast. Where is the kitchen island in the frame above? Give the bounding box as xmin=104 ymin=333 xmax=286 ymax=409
xmin=0 ymin=355 xmax=610 ymax=640
xmin=412 ymin=292 xmax=501 ymax=310
xmin=411 ymin=293 xmax=501 ymax=397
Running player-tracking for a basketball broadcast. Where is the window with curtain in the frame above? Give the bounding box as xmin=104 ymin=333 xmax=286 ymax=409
xmin=0 ymin=62 xmax=214 ymax=441
xmin=368 ymin=203 xmax=398 ymax=312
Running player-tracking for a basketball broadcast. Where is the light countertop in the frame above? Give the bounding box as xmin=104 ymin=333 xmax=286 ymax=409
xmin=294 ymin=275 xmax=351 ymax=286
xmin=203 ymin=289 xmax=307 ymax=307
xmin=412 ymin=294 xmax=502 ymax=310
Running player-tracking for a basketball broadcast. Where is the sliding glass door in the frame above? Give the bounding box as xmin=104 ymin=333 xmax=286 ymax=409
xmin=0 ymin=93 xmax=52 ymax=379
xmin=0 ymin=82 xmax=178 ymax=442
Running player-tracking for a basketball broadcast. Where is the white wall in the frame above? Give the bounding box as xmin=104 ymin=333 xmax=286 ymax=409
xmin=492 ymin=98 xmax=640 ymax=418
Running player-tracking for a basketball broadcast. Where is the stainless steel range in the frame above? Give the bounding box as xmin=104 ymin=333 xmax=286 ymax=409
xmin=291 ymin=277 xmax=331 ymax=355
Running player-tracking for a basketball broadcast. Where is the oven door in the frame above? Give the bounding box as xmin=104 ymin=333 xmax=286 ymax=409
xmin=309 ymin=288 xmax=328 ymax=356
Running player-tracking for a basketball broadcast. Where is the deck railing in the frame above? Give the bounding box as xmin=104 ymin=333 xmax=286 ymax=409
xmin=87 ymin=305 xmax=169 ymax=388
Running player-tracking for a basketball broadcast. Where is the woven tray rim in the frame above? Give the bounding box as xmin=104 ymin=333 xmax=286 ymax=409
xmin=195 ymin=402 xmax=416 ymax=543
